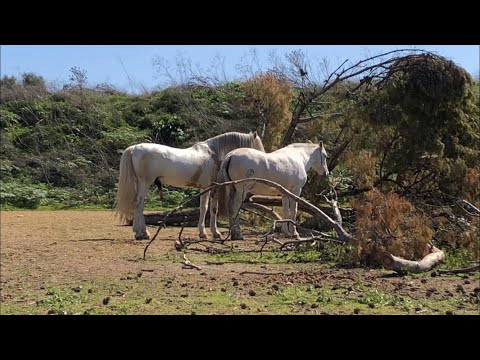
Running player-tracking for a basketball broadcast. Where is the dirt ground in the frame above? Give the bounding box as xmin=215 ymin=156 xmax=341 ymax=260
xmin=1 ymin=211 xmax=479 ymax=315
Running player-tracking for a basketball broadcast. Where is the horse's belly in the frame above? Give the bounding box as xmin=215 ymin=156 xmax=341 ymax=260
xmin=248 ymin=183 xmax=282 ymax=196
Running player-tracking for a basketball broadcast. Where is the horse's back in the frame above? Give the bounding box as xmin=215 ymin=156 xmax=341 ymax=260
xmin=129 ymin=142 xmax=214 ymax=188
xmin=226 ymin=147 xmax=305 ymax=193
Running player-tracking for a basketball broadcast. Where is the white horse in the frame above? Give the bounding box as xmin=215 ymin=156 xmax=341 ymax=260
xmin=216 ymin=142 xmax=329 ymax=240
xmin=115 ymin=131 xmax=265 ymax=240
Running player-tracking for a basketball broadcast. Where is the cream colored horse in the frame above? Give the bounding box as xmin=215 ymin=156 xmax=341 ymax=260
xmin=115 ymin=132 xmax=265 ymax=240
xmin=217 ymin=142 xmax=329 ymax=240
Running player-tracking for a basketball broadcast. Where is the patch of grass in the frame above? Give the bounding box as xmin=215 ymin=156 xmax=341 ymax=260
xmin=440 ymin=247 xmax=479 ymax=270
xmin=358 ymin=289 xmax=408 ymax=307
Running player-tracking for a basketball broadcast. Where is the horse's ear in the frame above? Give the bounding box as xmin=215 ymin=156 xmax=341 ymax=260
xmin=253 ymin=131 xmax=258 ymax=139
xmin=319 ymin=140 xmax=324 ymax=148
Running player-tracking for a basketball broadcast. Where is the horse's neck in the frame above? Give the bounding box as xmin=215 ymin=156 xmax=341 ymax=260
xmin=297 ymin=145 xmax=319 ymax=172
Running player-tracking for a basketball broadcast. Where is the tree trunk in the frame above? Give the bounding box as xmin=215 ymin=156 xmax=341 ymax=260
xmin=144 ymin=209 xmax=201 ymax=226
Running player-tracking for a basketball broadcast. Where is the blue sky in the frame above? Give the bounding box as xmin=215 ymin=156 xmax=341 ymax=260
xmin=1 ymin=45 xmax=478 ymax=93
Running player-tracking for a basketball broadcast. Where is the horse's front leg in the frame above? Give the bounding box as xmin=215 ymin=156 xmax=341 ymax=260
xmin=133 ymin=179 xmax=151 ymax=240
xmin=288 ymin=189 xmax=301 ymax=239
xmin=209 ymin=190 xmax=222 ymax=239
xmin=289 ymin=197 xmax=300 ymax=239
xmin=198 ymin=191 xmax=210 ymax=239
xmin=281 ymin=196 xmax=291 ymax=236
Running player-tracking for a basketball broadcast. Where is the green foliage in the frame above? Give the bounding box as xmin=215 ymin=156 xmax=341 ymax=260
xmin=441 ymin=246 xmax=480 ymax=269
xmin=22 ymin=72 xmax=46 ymax=88
xmin=1 ymin=74 xmax=255 ymax=211
xmin=0 ymin=110 xmax=21 ymax=128
xmin=144 ymin=186 xmax=198 ymax=210
xmin=359 ymin=55 xmax=480 ymax=182
xmin=98 ymin=127 xmax=149 ymax=152
xmin=0 ymin=181 xmax=47 ymax=209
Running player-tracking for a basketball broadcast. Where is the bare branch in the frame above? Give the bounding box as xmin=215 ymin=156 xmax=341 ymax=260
xmin=298 ymin=112 xmax=344 ymax=124
xmin=280 ymin=236 xmax=344 ymax=250
xmin=437 ymin=265 xmax=480 ymax=275
xmin=182 ymin=253 xmax=202 ymax=270
xmin=456 ymin=199 xmax=480 ymax=217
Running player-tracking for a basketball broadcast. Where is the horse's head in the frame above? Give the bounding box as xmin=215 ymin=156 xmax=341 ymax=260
xmin=251 ymin=131 xmax=266 ymax=152
xmin=313 ymin=141 xmax=329 ymax=176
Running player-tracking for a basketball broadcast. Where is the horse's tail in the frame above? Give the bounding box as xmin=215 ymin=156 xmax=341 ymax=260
xmin=217 ymin=154 xmax=234 ymax=220
xmin=114 ymin=146 xmax=137 ymax=225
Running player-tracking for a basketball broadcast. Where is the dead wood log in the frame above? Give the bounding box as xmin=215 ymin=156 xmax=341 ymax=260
xmin=144 ymin=178 xmax=447 ymax=267
xmin=213 ymin=178 xmax=353 ymax=242
xmin=248 ymin=195 xmax=354 ymax=220
xmin=437 ymin=265 xmax=480 ymax=275
xmin=242 ymin=202 xmax=282 ymax=220
xmin=144 ymin=196 xmax=354 ymax=226
xmin=382 ymin=246 xmax=445 ymax=273
xmin=182 ymin=254 xmax=202 ymax=270
xmin=145 ymin=209 xmax=200 ymax=225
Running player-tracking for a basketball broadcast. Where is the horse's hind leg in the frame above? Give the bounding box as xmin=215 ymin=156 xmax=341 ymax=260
xmin=229 ymin=185 xmax=245 ymax=240
xmin=209 ymin=190 xmax=222 ymax=239
xmin=133 ymin=178 xmax=151 ymax=240
xmin=198 ymin=192 xmax=210 ymax=239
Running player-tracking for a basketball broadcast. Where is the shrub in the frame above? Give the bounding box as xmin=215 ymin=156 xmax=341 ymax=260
xmin=351 ymin=189 xmax=433 ymax=266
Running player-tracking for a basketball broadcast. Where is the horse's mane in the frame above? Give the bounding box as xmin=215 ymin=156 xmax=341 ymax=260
xmin=286 ymin=143 xmax=319 ymax=148
xmin=194 ymin=132 xmax=265 ymax=160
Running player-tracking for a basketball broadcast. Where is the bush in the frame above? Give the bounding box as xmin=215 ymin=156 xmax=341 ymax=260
xmin=350 ymin=189 xmax=433 ymax=266
xmin=0 ymin=182 xmax=47 ymax=209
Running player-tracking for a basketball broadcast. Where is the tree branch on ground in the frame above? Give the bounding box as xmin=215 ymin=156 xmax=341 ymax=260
xmin=437 ymin=265 xmax=480 ymax=275
xmin=381 ymin=245 xmax=445 ymax=273
xmin=182 ymin=253 xmax=202 ymax=270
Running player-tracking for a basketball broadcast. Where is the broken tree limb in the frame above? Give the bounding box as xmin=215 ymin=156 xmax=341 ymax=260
xmin=382 ymin=246 xmax=445 ymax=273
xmin=456 ymin=199 xmax=480 ymax=217
xmin=280 ymin=236 xmax=345 ymax=250
xmin=143 ymin=200 xmax=353 ymax=225
xmin=248 ymin=195 xmax=354 ymax=220
xmin=213 ymin=178 xmax=354 ymax=242
xmin=144 ymin=177 xmax=353 ymax=259
xmin=182 ymin=254 xmax=202 ymax=271
xmin=243 ymin=202 xmax=282 ymax=221
xmin=320 ymin=189 xmax=342 ymax=226
xmin=143 ymin=196 xmax=353 ymax=226
xmin=437 ymin=264 xmax=480 ymax=275
xmin=145 ymin=208 xmax=201 ymax=225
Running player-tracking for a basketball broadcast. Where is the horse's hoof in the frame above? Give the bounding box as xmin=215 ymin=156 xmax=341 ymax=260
xmin=212 ymin=233 xmax=222 ymax=240
xmin=135 ymin=234 xmax=150 ymax=241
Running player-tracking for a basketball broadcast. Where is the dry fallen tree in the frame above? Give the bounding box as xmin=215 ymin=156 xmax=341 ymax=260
xmin=381 ymin=245 xmax=445 ymax=274
xmin=143 ymin=196 xmax=354 ymax=226
xmin=143 ymin=177 xmax=448 ymax=274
